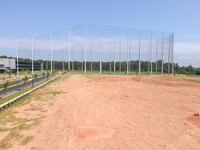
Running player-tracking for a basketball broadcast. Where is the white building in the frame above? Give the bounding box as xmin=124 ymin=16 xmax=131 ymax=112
xmin=0 ymin=58 xmax=16 ymax=71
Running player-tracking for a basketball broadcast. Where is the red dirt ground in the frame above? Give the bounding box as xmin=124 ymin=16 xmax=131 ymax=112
xmin=8 ymin=75 xmax=200 ymax=149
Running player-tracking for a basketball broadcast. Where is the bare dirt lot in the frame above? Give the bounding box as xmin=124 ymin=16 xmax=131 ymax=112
xmin=0 ymin=75 xmax=200 ymax=150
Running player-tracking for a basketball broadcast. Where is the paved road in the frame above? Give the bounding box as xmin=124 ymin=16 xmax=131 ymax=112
xmin=0 ymin=74 xmax=55 ymax=99
xmin=0 ymin=75 xmax=42 ymax=87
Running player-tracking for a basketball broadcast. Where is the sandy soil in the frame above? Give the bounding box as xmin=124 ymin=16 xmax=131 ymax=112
xmin=2 ymin=75 xmax=200 ymax=150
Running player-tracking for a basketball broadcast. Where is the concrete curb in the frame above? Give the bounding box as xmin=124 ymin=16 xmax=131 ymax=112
xmin=0 ymin=74 xmax=61 ymax=111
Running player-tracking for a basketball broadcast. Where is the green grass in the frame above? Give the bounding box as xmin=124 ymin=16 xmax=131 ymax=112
xmin=0 ymin=77 xmax=21 ymax=84
xmin=0 ymin=80 xmax=23 ymax=89
xmin=0 ymin=74 xmax=64 ymax=149
xmin=21 ymin=136 xmax=33 ymax=145
xmin=192 ymin=80 xmax=200 ymax=83
xmin=65 ymin=70 xmax=169 ymax=76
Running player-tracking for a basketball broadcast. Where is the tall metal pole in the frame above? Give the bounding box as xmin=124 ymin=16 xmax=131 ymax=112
xmin=81 ymin=42 xmax=83 ymax=72
xmin=127 ymin=28 xmax=129 ymax=75
xmin=68 ymin=27 xmax=70 ymax=70
xmin=100 ymin=24 xmax=102 ymax=74
xmin=91 ymin=41 xmax=92 ymax=72
xmin=139 ymin=31 xmax=141 ymax=74
xmin=110 ymin=41 xmax=111 ymax=72
xmin=150 ymin=32 xmax=152 ymax=75
xmin=168 ymin=35 xmax=171 ymax=74
xmin=16 ymin=44 xmax=19 ymax=76
xmin=114 ymin=28 xmax=116 ymax=72
xmin=84 ymin=24 xmax=87 ymax=74
xmin=172 ymin=33 xmax=174 ymax=74
xmin=32 ymin=38 xmax=34 ymax=75
xmin=50 ymin=32 xmax=52 ymax=73
xmin=63 ymin=48 xmax=64 ymax=72
xmin=148 ymin=41 xmax=150 ymax=73
xmin=72 ymin=45 xmax=74 ymax=71
xmin=156 ymin=40 xmax=158 ymax=73
xmin=162 ymin=32 xmax=164 ymax=74
xmin=129 ymin=41 xmax=131 ymax=72
xmin=119 ymin=41 xmax=121 ymax=72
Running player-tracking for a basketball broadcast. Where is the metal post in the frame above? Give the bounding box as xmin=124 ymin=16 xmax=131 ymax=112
xmin=68 ymin=27 xmax=70 ymax=70
xmin=81 ymin=42 xmax=83 ymax=72
xmin=119 ymin=41 xmax=121 ymax=72
xmin=63 ymin=48 xmax=64 ymax=72
xmin=127 ymin=28 xmax=129 ymax=75
xmin=172 ymin=33 xmax=174 ymax=74
xmin=156 ymin=40 xmax=158 ymax=73
xmin=91 ymin=41 xmax=92 ymax=72
xmin=32 ymin=38 xmax=34 ymax=75
xmin=162 ymin=32 xmax=164 ymax=74
xmin=129 ymin=41 xmax=131 ymax=72
xmin=100 ymin=24 xmax=102 ymax=74
xmin=16 ymin=44 xmax=19 ymax=76
xmin=110 ymin=41 xmax=111 ymax=72
xmin=168 ymin=35 xmax=171 ymax=74
xmin=114 ymin=28 xmax=116 ymax=72
xmin=84 ymin=24 xmax=87 ymax=74
xmin=72 ymin=46 xmax=74 ymax=71
xmin=150 ymin=32 xmax=152 ymax=75
xmin=148 ymin=41 xmax=150 ymax=73
xmin=50 ymin=32 xmax=52 ymax=73
xmin=139 ymin=31 xmax=141 ymax=74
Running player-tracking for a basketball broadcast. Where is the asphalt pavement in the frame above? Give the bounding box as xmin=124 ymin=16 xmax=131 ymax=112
xmin=0 ymin=75 xmax=42 ymax=87
xmin=0 ymin=74 xmax=55 ymax=99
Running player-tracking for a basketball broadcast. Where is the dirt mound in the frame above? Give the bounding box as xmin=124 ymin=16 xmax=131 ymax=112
xmin=86 ymin=75 xmax=200 ymax=87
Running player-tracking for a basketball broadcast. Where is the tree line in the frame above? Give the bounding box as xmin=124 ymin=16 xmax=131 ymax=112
xmin=1 ymin=55 xmax=200 ymax=75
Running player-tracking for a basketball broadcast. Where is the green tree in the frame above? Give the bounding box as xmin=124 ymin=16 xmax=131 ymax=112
xmin=27 ymin=69 xmax=31 ymax=75
xmin=23 ymin=76 xmax=28 ymax=84
xmin=47 ymin=72 xmax=50 ymax=80
xmin=34 ymin=74 xmax=38 ymax=81
xmin=3 ymin=81 xmax=9 ymax=92
xmin=8 ymin=72 xmax=12 ymax=78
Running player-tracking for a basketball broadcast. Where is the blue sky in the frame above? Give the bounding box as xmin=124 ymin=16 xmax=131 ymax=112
xmin=0 ymin=0 xmax=200 ymax=67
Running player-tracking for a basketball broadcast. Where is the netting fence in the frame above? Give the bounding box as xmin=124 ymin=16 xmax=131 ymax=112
xmin=17 ymin=24 xmax=174 ymax=75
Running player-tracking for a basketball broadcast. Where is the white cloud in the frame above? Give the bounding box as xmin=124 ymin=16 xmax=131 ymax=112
xmin=175 ymin=42 xmax=200 ymax=53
